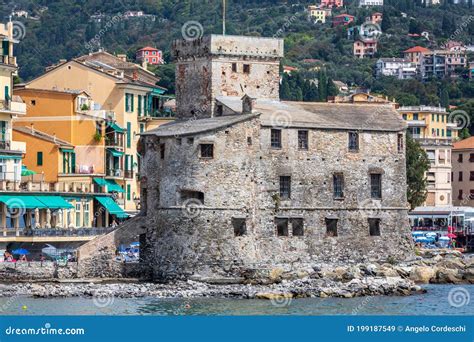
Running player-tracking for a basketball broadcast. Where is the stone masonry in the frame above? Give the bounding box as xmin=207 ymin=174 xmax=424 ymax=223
xmin=140 ymin=35 xmax=414 ymax=282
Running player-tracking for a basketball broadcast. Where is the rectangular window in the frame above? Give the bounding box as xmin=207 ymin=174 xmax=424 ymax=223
xmin=368 ymin=218 xmax=381 ymax=236
xmin=126 ymin=122 xmax=131 ymax=148
xmin=127 ymin=184 xmax=131 ymax=201
xmin=459 ymin=154 xmax=463 ymax=163
xmin=458 ymin=189 xmax=463 ymax=200
xmin=298 ymin=130 xmax=308 ymax=150
xmin=413 ymin=113 xmax=418 ymax=120
xmin=37 ymin=152 xmax=43 ymax=166
xmin=138 ymin=95 xmax=142 ymax=115
xmin=397 ymin=134 xmax=404 ymax=153
xmin=243 ymin=64 xmax=250 ymax=74
xmin=470 ymin=190 xmax=474 ymax=200
xmin=333 ymin=173 xmax=344 ymax=198
xmin=279 ymin=176 xmax=291 ymax=200
xmin=470 ymin=171 xmax=474 ymax=181
xmin=83 ymin=202 xmax=90 ymax=228
xmin=125 ymin=93 xmax=130 ymax=112
xmin=348 ymin=132 xmax=359 ymax=151
xmin=130 ymin=94 xmax=134 ymax=112
xmin=140 ymin=123 xmax=145 ymax=133
xmin=160 ymin=144 xmax=165 ymax=159
xmin=325 ymin=218 xmax=338 ymax=237
xmin=200 ymin=144 xmax=214 ymax=158
xmin=470 ymin=153 xmax=474 ymax=162
xmin=459 ymin=171 xmax=463 ymax=181
xmin=187 ymin=137 xmax=194 ymax=145
xmin=370 ymin=173 xmax=382 ymax=199
xmin=275 ymin=218 xmax=289 ymax=236
xmin=232 ymin=218 xmax=247 ymax=237
xmin=291 ymin=218 xmax=304 ymax=236
xmin=232 ymin=63 xmax=237 ymax=72
xmin=271 ymin=129 xmax=282 ymax=149
xmin=75 ymin=203 xmax=81 ymax=228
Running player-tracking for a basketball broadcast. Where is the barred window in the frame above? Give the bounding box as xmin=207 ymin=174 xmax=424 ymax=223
xmin=200 ymin=144 xmax=214 ymax=158
xmin=397 ymin=134 xmax=404 ymax=153
xmin=348 ymin=132 xmax=359 ymax=151
xmin=370 ymin=173 xmax=382 ymax=199
xmin=333 ymin=173 xmax=344 ymax=198
xmin=271 ymin=129 xmax=282 ymax=149
xmin=298 ymin=130 xmax=308 ymax=150
xmin=279 ymin=176 xmax=291 ymax=200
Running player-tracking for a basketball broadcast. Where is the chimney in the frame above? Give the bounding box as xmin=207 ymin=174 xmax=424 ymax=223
xmin=117 ymin=54 xmax=127 ymax=62
xmin=242 ymin=95 xmax=256 ymax=114
xmin=30 ymin=123 xmax=34 ymax=134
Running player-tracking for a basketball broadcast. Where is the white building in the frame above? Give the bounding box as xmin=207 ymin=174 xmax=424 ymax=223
xmin=375 ymin=58 xmax=417 ymax=79
xmin=359 ymin=0 xmax=384 ymax=7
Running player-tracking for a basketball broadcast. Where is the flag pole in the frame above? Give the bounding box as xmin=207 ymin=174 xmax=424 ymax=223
xmin=223 ymin=0 xmax=226 ymax=35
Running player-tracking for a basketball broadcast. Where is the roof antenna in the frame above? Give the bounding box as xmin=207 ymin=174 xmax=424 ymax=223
xmin=222 ymin=0 xmax=226 ymax=35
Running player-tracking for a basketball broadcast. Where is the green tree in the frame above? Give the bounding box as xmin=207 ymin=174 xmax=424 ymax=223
xmin=406 ymin=134 xmax=430 ymax=209
xmin=318 ymin=69 xmax=328 ymax=102
xmin=440 ymin=89 xmax=450 ymax=109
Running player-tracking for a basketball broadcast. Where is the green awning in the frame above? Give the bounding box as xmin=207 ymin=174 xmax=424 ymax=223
xmin=109 ymin=122 xmax=124 ymax=133
xmin=93 ymin=178 xmax=125 ymax=193
xmin=36 ymin=196 xmax=74 ymax=209
xmin=0 ymin=196 xmax=47 ymax=209
xmin=95 ymin=196 xmax=129 ymax=218
xmin=151 ymin=88 xmax=166 ymax=95
xmin=0 ymin=155 xmax=22 ymax=160
xmin=60 ymin=148 xmax=74 ymax=153
xmin=107 ymin=148 xmax=124 ymax=157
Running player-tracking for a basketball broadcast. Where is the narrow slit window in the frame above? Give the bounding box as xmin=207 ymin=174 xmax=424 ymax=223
xmin=279 ymin=176 xmax=291 ymax=200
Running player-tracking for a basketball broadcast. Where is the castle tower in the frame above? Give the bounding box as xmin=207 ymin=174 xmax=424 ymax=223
xmin=172 ymin=35 xmax=284 ymax=119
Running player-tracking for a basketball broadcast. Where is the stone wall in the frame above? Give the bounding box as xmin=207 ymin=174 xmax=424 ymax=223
xmin=141 ymin=116 xmax=414 ymax=281
xmin=173 ymin=35 xmax=283 ymax=119
xmin=76 ymin=216 xmax=147 ymax=279
xmin=0 ymin=262 xmax=77 ymax=281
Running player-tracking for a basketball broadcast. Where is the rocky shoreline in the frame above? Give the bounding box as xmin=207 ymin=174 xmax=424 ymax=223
xmin=0 ymin=249 xmax=471 ymax=301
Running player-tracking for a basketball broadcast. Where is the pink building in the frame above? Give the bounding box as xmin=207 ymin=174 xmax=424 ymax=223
xmin=353 ymin=39 xmax=378 ymax=58
xmin=136 ymin=46 xmax=164 ymax=65
xmin=321 ymin=0 xmax=344 ymax=7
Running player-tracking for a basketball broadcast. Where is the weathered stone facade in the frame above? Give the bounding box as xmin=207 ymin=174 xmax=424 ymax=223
xmin=140 ymin=35 xmax=413 ymax=281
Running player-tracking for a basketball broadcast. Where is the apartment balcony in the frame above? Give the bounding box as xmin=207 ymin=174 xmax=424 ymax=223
xmin=446 ymin=122 xmax=462 ymax=130
xmin=105 ymin=135 xmax=124 ymax=149
xmin=407 ymin=120 xmax=427 ymax=127
xmin=106 ymin=168 xmax=124 ymax=178
xmin=399 ymin=106 xmax=447 ymax=113
xmin=139 ymin=109 xmax=175 ymax=121
xmin=417 ymin=137 xmax=454 ymax=146
xmin=0 ymin=55 xmax=17 ymax=67
xmin=0 ymin=98 xmax=26 ymax=115
xmin=124 ymin=170 xmax=134 ymax=179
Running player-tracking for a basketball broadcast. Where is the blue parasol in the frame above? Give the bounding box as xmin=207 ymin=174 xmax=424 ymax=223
xmin=12 ymin=248 xmax=30 ymax=255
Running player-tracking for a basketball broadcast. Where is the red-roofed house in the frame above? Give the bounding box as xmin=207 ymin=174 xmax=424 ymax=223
xmin=333 ymin=14 xmax=355 ymax=27
xmin=403 ymin=46 xmax=430 ymax=65
xmin=321 ymin=0 xmax=343 ymax=7
xmin=136 ymin=46 xmax=164 ymax=65
xmin=353 ymin=39 xmax=378 ymax=58
xmin=369 ymin=12 xmax=383 ymax=24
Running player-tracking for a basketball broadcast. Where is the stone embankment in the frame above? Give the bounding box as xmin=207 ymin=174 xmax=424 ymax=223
xmin=0 ymin=249 xmax=471 ymax=300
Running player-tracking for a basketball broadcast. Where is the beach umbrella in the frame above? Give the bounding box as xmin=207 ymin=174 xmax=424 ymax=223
xmin=447 ymin=233 xmax=457 ymax=238
xmin=415 ymin=237 xmax=429 ymax=243
xmin=439 ymin=236 xmax=450 ymax=241
xmin=130 ymin=242 xmax=140 ymax=247
xmin=412 ymin=231 xmax=425 ymax=236
xmin=21 ymin=166 xmax=36 ymax=176
xmin=12 ymin=248 xmax=29 ymax=255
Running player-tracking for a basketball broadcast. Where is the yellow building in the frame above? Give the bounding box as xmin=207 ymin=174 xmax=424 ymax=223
xmin=399 ymin=105 xmax=460 ymax=206
xmin=308 ymin=5 xmax=328 ymax=23
xmin=21 ymin=51 xmax=173 ymax=212
xmin=0 ymin=21 xmax=26 ymax=187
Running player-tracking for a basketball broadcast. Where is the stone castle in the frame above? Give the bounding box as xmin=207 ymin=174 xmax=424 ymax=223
xmin=139 ymin=35 xmax=413 ymax=281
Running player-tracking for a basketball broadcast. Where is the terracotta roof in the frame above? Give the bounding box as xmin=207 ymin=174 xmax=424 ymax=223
xmin=334 ymin=14 xmax=354 ymax=18
xmin=404 ymin=46 xmax=430 ymax=53
xmin=453 ymin=137 xmax=474 ymax=150
xmin=138 ymin=46 xmax=159 ymax=51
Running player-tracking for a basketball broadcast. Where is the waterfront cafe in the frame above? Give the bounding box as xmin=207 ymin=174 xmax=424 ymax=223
xmin=409 ymin=206 xmax=474 ymax=250
xmin=0 ymin=193 xmax=129 ymax=236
